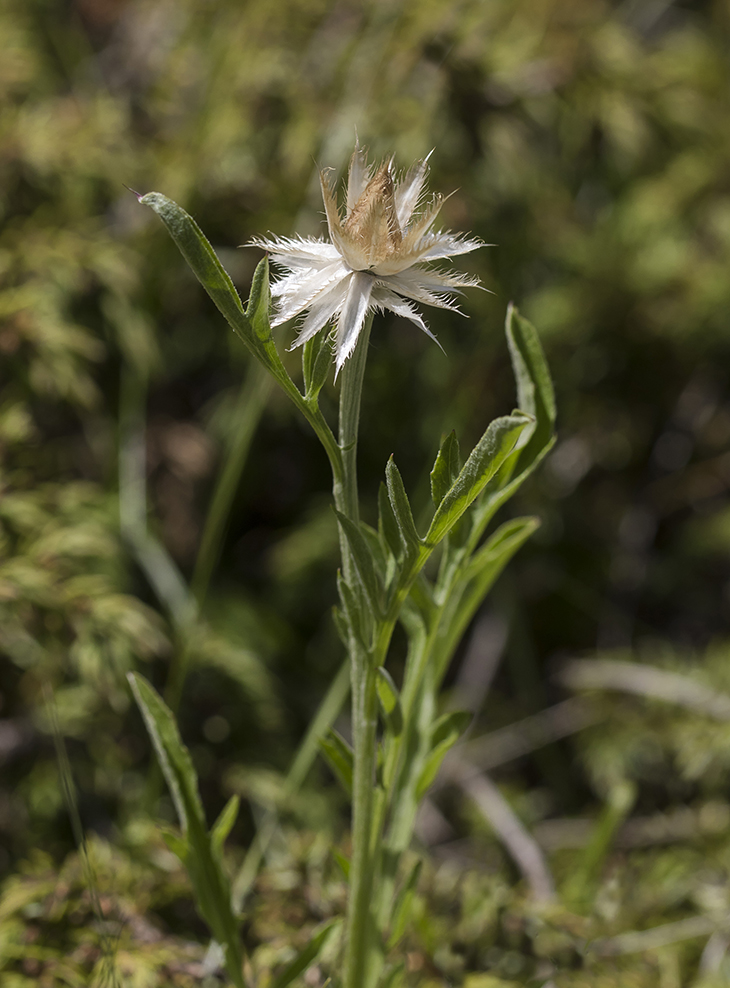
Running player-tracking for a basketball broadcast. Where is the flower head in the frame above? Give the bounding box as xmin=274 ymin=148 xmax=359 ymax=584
xmin=252 ymin=143 xmax=483 ymax=377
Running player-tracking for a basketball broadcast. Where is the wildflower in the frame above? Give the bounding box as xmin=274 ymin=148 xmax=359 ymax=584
xmin=251 ymin=143 xmax=483 ymax=377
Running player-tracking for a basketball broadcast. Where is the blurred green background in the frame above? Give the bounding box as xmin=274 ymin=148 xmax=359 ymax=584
xmin=5 ymin=0 xmax=730 ymax=983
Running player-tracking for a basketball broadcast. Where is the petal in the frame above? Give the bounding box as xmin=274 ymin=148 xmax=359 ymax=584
xmin=395 ymin=150 xmax=433 ymax=228
xmin=387 ymin=264 xmax=481 ymax=300
xmin=271 ymin=258 xmax=348 ymax=296
xmin=249 ymin=235 xmax=340 ymax=265
xmin=418 ymin=231 xmax=486 ymax=260
xmin=334 ymin=271 xmax=374 ymax=376
xmin=290 ymin=276 xmax=351 ymax=348
xmin=371 ymin=286 xmax=444 ymax=351
xmin=271 ymin=261 xmax=349 ymax=326
xmin=380 ymin=274 xmax=464 ymax=314
xmin=401 ymin=193 xmax=445 ymax=244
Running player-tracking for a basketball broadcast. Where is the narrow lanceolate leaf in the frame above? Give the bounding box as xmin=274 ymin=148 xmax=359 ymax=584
xmin=377 ymin=666 xmax=403 ymax=736
xmin=333 ymin=509 xmax=382 ymax=612
xmin=426 ymin=413 xmax=532 ymax=546
xmin=415 ymin=710 xmax=472 ymax=800
xmin=385 ymin=458 xmax=422 ymax=556
xmin=388 ymin=859 xmax=422 ymax=948
xmin=430 ymin=431 xmax=461 ymax=507
xmin=378 ymin=482 xmax=402 ymax=561
xmin=318 ymin=729 xmax=354 ymax=796
xmin=337 ymin=572 xmax=367 ymax=647
xmin=246 ymin=256 xmax=273 ymax=343
xmin=128 ymin=673 xmax=246 ymax=988
xmin=127 ymin=672 xmax=205 ymax=833
xmin=211 ymin=796 xmax=240 ymax=861
xmin=506 ymin=304 xmax=556 ymax=466
xmin=466 ymin=313 xmax=556 ymax=549
xmin=332 ymin=605 xmax=351 ymax=648
xmin=161 ymin=828 xmax=188 ymax=861
xmin=302 ymin=328 xmax=334 ymax=402
xmin=463 ymin=517 xmax=540 ymax=597
xmin=270 ymin=918 xmax=341 ymax=988
xmin=436 ymin=518 xmax=540 ymax=676
xmin=139 ymin=193 xmax=291 ymax=389
xmin=333 ymin=849 xmax=351 ymax=880
xmin=361 ymin=522 xmax=388 ymax=582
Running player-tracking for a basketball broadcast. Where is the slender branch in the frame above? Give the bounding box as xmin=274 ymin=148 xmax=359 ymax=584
xmin=590 ymin=914 xmax=725 ymax=956
xmin=192 ymin=363 xmax=272 ymax=603
xmin=441 ymin=698 xmax=601 ymax=782
xmin=336 ymin=316 xmax=382 ymax=988
xmin=451 ymin=759 xmax=556 ymax=904
xmin=558 ymin=658 xmax=730 ymax=720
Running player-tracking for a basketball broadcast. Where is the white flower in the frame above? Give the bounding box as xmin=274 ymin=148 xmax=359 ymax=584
xmin=251 ymin=143 xmax=484 ymax=377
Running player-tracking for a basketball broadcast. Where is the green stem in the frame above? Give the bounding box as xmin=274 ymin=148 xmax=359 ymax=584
xmin=334 ymin=315 xmax=372 ymax=542
xmin=192 ymin=362 xmax=272 ymax=603
xmin=332 ymin=316 xmax=383 ymax=988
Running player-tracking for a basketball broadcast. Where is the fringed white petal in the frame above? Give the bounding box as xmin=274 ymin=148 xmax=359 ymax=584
xmin=271 ymin=261 xmax=349 ymax=326
xmin=392 ymin=265 xmax=481 ymax=291
xmin=249 ymin=235 xmax=340 ymax=265
xmin=335 ymin=272 xmax=374 ymax=376
xmin=290 ymin=277 xmax=351 ymax=349
xmin=395 ymin=151 xmax=433 ymax=228
xmin=418 ymin=231 xmax=485 ymax=260
xmin=378 ymin=272 xmax=464 ymax=316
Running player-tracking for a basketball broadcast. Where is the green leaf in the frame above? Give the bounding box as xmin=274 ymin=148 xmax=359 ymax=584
xmin=380 ymin=961 xmax=406 ymax=988
xmin=430 ymin=431 xmax=461 ymax=507
xmin=388 ymin=859 xmax=422 ymax=947
xmin=431 ymin=709 xmax=472 ymax=747
xmin=415 ymin=710 xmax=472 ymax=800
xmin=161 ymin=828 xmax=188 ymax=862
xmin=127 ymin=671 xmax=205 ymax=834
xmin=127 ymin=673 xmax=246 ymax=988
xmin=361 ymin=521 xmax=388 ymax=580
xmin=337 ymin=572 xmax=367 ymax=647
xmin=506 ymin=303 xmax=555 ymax=429
xmin=139 ymin=193 xmax=292 ymax=390
xmin=270 ymin=918 xmax=341 ymax=988
xmin=377 ymin=666 xmax=403 ymax=736
xmin=435 ymin=518 xmax=539 ymax=673
xmin=378 ymin=481 xmax=402 ymax=561
xmin=333 ymin=509 xmax=382 ymax=613
xmin=333 ymin=849 xmax=351 ymax=880
xmin=318 ymin=729 xmax=354 ymax=795
xmin=506 ymin=304 xmax=556 ymax=473
xmin=332 ymin=604 xmax=351 ymax=648
xmin=464 ymin=517 xmax=540 ymax=593
xmin=426 ymin=413 xmax=532 ymax=546
xmin=211 ymin=795 xmax=240 ymax=861
xmin=302 ymin=328 xmax=333 ymax=401
xmin=386 ymin=458 xmax=422 ymax=556
xmin=246 ymin=256 xmax=273 ymax=343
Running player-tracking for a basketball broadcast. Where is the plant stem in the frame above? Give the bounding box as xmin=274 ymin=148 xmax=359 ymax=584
xmin=332 ymin=316 xmax=381 ymax=988
xmin=334 ymin=316 xmax=372 ymax=536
